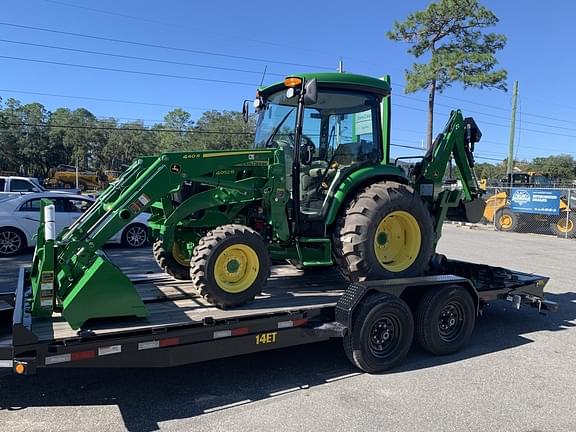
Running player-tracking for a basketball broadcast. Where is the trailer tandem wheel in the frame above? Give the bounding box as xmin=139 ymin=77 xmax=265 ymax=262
xmin=415 ymin=285 xmax=476 ymax=355
xmin=343 ymin=293 xmax=414 ymax=373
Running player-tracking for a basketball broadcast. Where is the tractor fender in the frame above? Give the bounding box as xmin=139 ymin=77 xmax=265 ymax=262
xmin=324 ymin=165 xmax=409 ymax=226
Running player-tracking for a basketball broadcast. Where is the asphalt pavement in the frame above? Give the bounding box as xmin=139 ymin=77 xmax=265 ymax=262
xmin=0 ymin=225 xmax=575 ymax=432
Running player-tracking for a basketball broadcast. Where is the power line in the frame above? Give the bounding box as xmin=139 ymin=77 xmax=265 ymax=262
xmin=0 ymin=55 xmax=257 ymax=86
xmin=0 ymin=39 xmax=286 ymax=78
xmin=0 ymin=89 xmax=211 ymax=111
xmin=0 ymin=22 xmax=331 ymax=70
xmin=0 ymin=121 xmax=255 ymax=135
xmin=38 ymin=0 xmax=364 ymax=64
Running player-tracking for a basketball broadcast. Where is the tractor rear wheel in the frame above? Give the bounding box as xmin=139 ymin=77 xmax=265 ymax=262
xmin=190 ymin=224 xmax=270 ymax=308
xmin=333 ymin=181 xmax=434 ymax=281
xmin=153 ymin=239 xmax=191 ymax=280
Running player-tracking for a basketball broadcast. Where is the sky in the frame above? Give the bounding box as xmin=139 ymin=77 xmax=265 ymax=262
xmin=1 ymin=0 xmax=576 ymax=164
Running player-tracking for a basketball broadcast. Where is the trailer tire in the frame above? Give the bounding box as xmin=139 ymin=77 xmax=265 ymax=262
xmin=343 ymin=293 xmax=414 ymax=373
xmin=191 ymin=224 xmax=270 ymax=308
xmin=153 ymin=240 xmax=191 ymax=280
xmin=415 ymin=285 xmax=476 ymax=355
xmin=334 ymin=181 xmax=433 ymax=282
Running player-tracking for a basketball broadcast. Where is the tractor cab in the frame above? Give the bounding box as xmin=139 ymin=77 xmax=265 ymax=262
xmin=252 ymin=73 xmax=391 ymax=219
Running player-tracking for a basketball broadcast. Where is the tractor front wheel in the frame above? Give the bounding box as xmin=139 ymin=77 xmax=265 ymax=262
xmin=334 ymin=181 xmax=434 ymax=281
xmin=153 ymin=239 xmax=191 ymax=280
xmin=190 ymin=224 xmax=270 ymax=308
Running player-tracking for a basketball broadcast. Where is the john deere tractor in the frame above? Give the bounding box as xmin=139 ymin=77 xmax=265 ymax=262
xmin=30 ymin=72 xmax=485 ymax=329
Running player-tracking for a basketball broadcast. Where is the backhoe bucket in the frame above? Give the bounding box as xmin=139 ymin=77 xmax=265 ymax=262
xmin=61 ymin=256 xmax=148 ymax=329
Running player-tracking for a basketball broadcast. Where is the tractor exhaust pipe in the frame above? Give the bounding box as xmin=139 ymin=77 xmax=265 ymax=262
xmin=44 ymin=204 xmax=56 ymax=241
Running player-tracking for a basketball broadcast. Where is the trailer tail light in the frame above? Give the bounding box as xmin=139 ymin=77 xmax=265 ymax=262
xmin=138 ymin=337 xmax=180 ymax=351
xmin=277 ymin=318 xmax=308 ymax=329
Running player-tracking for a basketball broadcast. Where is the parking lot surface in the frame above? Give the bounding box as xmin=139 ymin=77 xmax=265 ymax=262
xmin=1 ymin=225 xmax=575 ymax=432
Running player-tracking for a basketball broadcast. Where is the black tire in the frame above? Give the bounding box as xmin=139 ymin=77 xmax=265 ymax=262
xmin=333 ymin=181 xmax=434 ymax=282
xmin=190 ymin=224 xmax=270 ymax=308
xmin=121 ymin=223 xmax=148 ymax=248
xmin=494 ymin=208 xmax=518 ymax=232
xmin=343 ymin=293 xmax=414 ymax=373
xmin=550 ymin=213 xmax=576 ymax=238
xmin=0 ymin=227 xmax=26 ymax=257
xmin=415 ymin=285 xmax=476 ymax=355
xmin=153 ymin=239 xmax=191 ymax=280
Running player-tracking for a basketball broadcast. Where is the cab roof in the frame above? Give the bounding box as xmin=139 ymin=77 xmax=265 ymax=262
xmin=259 ymin=72 xmax=391 ymax=98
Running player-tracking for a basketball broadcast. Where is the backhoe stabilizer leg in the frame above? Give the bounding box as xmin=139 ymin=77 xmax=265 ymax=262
xmin=61 ymin=256 xmax=148 ymax=329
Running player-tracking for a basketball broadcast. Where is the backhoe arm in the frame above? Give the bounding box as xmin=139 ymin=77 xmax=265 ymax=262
xmin=413 ymin=110 xmax=484 ymax=242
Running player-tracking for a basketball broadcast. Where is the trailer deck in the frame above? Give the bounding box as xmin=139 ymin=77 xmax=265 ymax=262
xmin=0 ymin=259 xmax=558 ymax=375
xmin=33 ymin=266 xmax=346 ymax=342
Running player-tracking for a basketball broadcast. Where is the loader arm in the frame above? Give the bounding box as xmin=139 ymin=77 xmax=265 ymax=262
xmin=30 ymin=149 xmax=276 ymax=328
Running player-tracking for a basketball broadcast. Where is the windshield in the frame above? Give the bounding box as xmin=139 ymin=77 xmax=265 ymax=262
xmin=254 ymin=91 xmax=297 ymax=148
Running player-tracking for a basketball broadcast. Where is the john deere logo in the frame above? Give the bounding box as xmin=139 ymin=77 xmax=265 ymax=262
xmin=512 ymin=190 xmax=531 ymax=206
xmin=170 ymin=164 xmax=181 ymax=173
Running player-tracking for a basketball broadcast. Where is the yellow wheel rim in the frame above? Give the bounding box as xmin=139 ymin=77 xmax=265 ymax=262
xmin=373 ymin=211 xmax=421 ymax=273
xmin=499 ymin=214 xmax=513 ymax=229
xmin=214 ymin=244 xmax=259 ymax=293
xmin=172 ymin=242 xmax=190 ymax=267
xmin=557 ymin=218 xmax=574 ymax=233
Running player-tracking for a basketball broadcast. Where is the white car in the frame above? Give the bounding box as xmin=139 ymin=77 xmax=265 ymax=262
xmin=0 ymin=192 xmax=150 ymax=256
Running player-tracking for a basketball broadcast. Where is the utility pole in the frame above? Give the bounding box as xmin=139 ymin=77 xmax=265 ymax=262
xmin=507 ymin=80 xmax=519 ymax=182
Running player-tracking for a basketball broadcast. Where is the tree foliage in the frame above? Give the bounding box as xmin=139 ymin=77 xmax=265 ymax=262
xmin=475 ymin=155 xmax=576 ymax=184
xmin=387 ymin=0 xmax=507 ymax=148
xmin=0 ymin=99 xmax=254 ymax=179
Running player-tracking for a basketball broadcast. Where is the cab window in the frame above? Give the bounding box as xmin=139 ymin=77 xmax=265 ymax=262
xmin=10 ymin=179 xmax=36 ymax=192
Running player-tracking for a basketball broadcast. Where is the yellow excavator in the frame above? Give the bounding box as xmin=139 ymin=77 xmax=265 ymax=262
xmin=45 ymin=166 xmax=116 ymax=191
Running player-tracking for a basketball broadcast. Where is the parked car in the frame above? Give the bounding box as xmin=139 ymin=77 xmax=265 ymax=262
xmin=0 ymin=176 xmax=80 ymax=196
xmin=0 ymin=192 xmax=149 ymax=256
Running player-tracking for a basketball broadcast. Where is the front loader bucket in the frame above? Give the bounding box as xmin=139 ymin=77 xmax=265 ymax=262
xmin=61 ymin=256 xmax=148 ymax=330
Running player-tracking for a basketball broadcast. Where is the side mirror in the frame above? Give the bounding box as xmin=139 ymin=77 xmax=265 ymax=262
xmin=303 ymin=79 xmax=317 ymax=105
xmin=242 ymin=100 xmax=250 ymax=123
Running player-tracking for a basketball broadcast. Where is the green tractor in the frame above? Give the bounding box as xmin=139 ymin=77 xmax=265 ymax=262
xmin=30 ymin=72 xmax=484 ymax=329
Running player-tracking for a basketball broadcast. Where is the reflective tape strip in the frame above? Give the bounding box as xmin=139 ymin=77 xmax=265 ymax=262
xmin=278 ymin=318 xmax=308 ymax=329
xmin=159 ymin=337 xmax=179 ymax=347
xmin=214 ymin=328 xmax=249 ymax=339
xmin=138 ymin=337 xmax=180 ymax=351
xmin=138 ymin=340 xmax=160 ymax=351
xmin=213 ymin=330 xmax=232 ymax=339
xmin=98 ymin=345 xmax=121 ymax=356
xmin=45 ymin=354 xmax=71 ymax=365
xmin=231 ymin=327 xmax=249 ymax=336
xmin=0 ymin=360 xmax=13 ymax=368
xmin=71 ymin=350 xmax=95 ymax=361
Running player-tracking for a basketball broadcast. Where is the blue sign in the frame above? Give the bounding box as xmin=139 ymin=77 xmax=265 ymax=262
xmin=510 ymin=188 xmax=561 ymax=215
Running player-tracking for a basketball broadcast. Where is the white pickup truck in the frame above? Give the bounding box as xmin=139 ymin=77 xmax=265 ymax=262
xmin=0 ymin=176 xmax=80 ymax=197
xmin=0 ymin=176 xmax=46 ymax=195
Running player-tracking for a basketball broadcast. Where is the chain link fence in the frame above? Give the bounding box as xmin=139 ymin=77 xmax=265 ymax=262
xmin=473 ymin=186 xmax=575 ymax=239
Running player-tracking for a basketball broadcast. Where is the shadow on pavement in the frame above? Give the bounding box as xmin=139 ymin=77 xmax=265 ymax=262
xmin=0 ymin=291 xmax=574 ymax=432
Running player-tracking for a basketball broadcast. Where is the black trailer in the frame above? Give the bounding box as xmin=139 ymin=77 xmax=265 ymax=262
xmin=0 ymin=256 xmax=558 ymax=375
